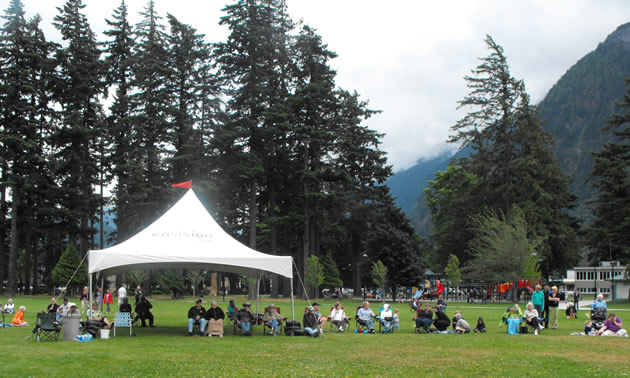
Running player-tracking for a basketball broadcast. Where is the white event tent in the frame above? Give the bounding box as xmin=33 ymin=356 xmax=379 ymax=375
xmin=87 ymin=189 xmax=295 ymax=319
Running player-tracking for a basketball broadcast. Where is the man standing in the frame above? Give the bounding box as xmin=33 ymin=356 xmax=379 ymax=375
xmin=542 ymin=284 xmax=551 ymax=329
xmin=573 ymin=290 xmax=580 ymax=314
xmin=118 ymin=285 xmax=127 ymax=308
xmin=134 ymin=286 xmax=142 ymax=305
xmin=187 ymin=299 xmax=206 ymax=336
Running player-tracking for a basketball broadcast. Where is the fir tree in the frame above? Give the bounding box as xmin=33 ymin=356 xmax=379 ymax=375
xmin=103 ymin=0 xmax=137 ymax=243
xmin=429 ymin=35 xmax=579 ymax=276
xmin=128 ymin=0 xmax=172 ymax=233
xmin=588 ymin=78 xmax=630 ymax=263
xmin=51 ymin=245 xmax=87 ymax=292
xmin=321 ymin=252 xmax=343 ymax=289
xmin=52 ymin=0 xmax=105 ymax=256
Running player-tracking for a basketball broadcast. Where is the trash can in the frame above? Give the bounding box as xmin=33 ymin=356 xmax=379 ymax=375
xmin=62 ymin=314 xmax=82 ymax=341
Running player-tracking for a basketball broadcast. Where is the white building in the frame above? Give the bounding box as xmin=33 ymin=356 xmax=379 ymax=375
xmin=563 ymin=261 xmax=628 ymax=300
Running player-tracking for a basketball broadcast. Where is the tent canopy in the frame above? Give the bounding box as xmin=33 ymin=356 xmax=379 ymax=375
xmin=88 ymin=189 xmax=293 ymax=279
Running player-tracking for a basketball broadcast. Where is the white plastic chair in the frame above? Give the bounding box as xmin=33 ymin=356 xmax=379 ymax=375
xmin=113 ymin=312 xmax=133 ymax=337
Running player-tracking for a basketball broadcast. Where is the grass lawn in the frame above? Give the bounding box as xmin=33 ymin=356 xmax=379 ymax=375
xmin=1 ymin=295 xmax=629 ymax=377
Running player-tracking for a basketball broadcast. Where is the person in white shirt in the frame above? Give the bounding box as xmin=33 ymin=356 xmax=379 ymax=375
xmin=379 ymin=304 xmax=394 ymax=332
xmin=118 ymin=286 xmax=127 ymax=308
xmin=330 ymin=302 xmax=347 ymax=332
xmin=4 ymin=299 xmax=15 ymax=314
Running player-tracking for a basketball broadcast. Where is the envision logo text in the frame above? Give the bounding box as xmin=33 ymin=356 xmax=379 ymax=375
xmin=152 ymin=230 xmax=213 ymax=241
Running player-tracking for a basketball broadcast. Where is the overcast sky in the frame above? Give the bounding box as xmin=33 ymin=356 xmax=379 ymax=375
xmin=13 ymin=0 xmax=630 ymax=172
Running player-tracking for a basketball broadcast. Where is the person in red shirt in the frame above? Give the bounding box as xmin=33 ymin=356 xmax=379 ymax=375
xmin=103 ymin=289 xmax=114 ymax=313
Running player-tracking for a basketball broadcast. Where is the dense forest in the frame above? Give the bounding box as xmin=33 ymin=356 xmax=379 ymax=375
xmin=0 ymin=0 xmax=424 ymax=297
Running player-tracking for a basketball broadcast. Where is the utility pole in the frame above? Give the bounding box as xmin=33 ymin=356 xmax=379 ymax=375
xmin=610 ymin=241 xmax=615 ymax=301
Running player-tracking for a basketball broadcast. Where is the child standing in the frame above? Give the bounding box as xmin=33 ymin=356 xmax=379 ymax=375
xmin=393 ymin=308 xmax=400 ymax=330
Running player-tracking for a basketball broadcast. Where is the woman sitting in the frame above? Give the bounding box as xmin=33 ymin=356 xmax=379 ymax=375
xmin=226 ymin=299 xmax=237 ymax=321
xmin=523 ymin=302 xmax=544 ymax=335
xmin=11 ymin=306 xmax=28 ymax=327
xmin=87 ymin=301 xmax=111 ymax=334
xmin=503 ymin=304 xmax=522 ymax=335
xmin=330 ymin=302 xmax=347 ymax=332
xmin=4 ymin=299 xmax=15 ymax=314
xmin=379 ymin=304 xmax=394 ymax=332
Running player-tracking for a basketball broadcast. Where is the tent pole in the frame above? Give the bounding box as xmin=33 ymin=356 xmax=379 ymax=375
xmin=100 ymin=274 xmax=104 ymax=312
xmin=290 ymin=278 xmax=295 ymax=321
xmin=256 ymin=278 xmax=260 ymax=316
xmin=89 ymin=273 xmax=93 ymax=318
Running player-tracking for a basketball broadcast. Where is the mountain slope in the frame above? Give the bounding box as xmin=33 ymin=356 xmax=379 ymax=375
xmin=388 ymin=22 xmax=630 ymax=234
xmin=387 ymin=146 xmax=471 ymax=236
xmin=537 ymin=22 xmax=630 ymax=220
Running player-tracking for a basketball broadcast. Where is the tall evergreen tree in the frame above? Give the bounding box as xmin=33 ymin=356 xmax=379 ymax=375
xmin=449 ymin=35 xmax=524 ymax=216
xmin=214 ymin=0 xmax=293 ymax=298
xmin=588 ymin=79 xmax=630 ymax=263
xmin=127 ymin=0 xmax=172 ymax=233
xmin=103 ymin=0 xmax=136 ymax=243
xmin=52 ymin=0 xmax=104 ymax=256
xmin=165 ymin=14 xmax=211 ymax=182
xmin=0 ymin=0 xmax=57 ymax=294
xmin=427 ymin=35 xmax=579 ymax=276
xmin=0 ymin=0 xmax=32 ymax=296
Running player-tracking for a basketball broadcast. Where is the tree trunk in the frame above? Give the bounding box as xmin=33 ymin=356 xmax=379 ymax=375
xmin=270 ymin=184 xmax=279 ymax=298
xmin=79 ymin=212 xmax=89 ymax=258
xmin=248 ymin=178 xmax=257 ymax=300
xmin=0 ymin=180 xmax=6 ymax=293
xmin=351 ymin=230 xmax=361 ymax=297
xmin=7 ymin=187 xmax=19 ymax=296
xmin=24 ymin=225 xmax=32 ymax=295
xmin=32 ymin=241 xmax=39 ymax=295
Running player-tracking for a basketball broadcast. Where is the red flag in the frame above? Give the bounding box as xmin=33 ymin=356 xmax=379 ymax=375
xmin=171 ymin=180 xmax=192 ymax=189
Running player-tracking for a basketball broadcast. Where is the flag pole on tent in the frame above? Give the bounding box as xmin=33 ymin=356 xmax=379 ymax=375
xmin=171 ymin=180 xmax=192 ymax=189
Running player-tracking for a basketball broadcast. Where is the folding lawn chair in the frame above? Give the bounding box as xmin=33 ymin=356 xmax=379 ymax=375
xmin=377 ymin=308 xmax=395 ymax=334
xmin=262 ymin=306 xmax=285 ymax=336
xmin=113 ymin=312 xmax=134 ymax=337
xmin=355 ymin=307 xmax=370 ymax=333
xmin=328 ymin=306 xmax=350 ymax=332
xmin=35 ymin=313 xmax=61 ymax=342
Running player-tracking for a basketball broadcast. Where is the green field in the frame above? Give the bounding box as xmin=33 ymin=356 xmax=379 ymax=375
xmin=1 ymin=296 xmax=629 ymax=377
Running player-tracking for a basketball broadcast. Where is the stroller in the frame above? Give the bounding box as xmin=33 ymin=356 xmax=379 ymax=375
xmin=590 ymin=308 xmax=607 ymax=331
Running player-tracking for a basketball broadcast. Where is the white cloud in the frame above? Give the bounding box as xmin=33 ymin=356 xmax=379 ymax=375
xmin=14 ymin=0 xmax=630 ymax=171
